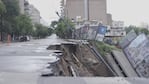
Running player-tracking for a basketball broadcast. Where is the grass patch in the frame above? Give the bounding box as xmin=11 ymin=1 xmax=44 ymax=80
xmin=94 ymin=41 xmax=119 ymax=56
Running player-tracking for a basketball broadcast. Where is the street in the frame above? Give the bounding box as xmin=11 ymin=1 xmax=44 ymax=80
xmin=0 ymin=34 xmax=64 ymax=84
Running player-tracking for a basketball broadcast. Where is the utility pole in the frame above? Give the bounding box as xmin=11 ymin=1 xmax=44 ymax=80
xmin=0 ymin=14 xmax=3 ymax=41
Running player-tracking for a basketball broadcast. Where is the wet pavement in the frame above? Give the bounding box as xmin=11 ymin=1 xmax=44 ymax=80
xmin=0 ymin=34 xmax=65 ymax=84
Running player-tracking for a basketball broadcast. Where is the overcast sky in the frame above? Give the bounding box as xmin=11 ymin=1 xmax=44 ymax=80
xmin=28 ymin=0 xmax=61 ymax=26
xmin=28 ymin=0 xmax=149 ymax=26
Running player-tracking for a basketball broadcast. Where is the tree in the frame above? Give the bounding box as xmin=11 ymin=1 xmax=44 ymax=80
xmin=2 ymin=20 xmax=12 ymax=34
xmin=125 ymin=25 xmax=149 ymax=35
xmin=33 ymin=24 xmax=52 ymax=38
xmin=0 ymin=0 xmax=20 ymax=41
xmin=48 ymin=28 xmax=54 ymax=36
xmin=55 ymin=20 xmax=66 ymax=38
xmin=15 ymin=15 xmax=33 ymax=36
xmin=2 ymin=0 xmax=20 ymax=30
xmin=2 ymin=0 xmax=19 ymax=18
xmin=140 ymin=28 xmax=149 ymax=35
xmin=50 ymin=21 xmax=58 ymax=29
xmin=0 ymin=0 xmax=6 ymax=41
xmin=54 ymin=18 xmax=75 ymax=38
xmin=0 ymin=0 xmax=6 ymax=14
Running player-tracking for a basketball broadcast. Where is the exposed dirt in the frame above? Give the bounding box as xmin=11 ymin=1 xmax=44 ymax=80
xmin=47 ymin=43 xmax=113 ymax=77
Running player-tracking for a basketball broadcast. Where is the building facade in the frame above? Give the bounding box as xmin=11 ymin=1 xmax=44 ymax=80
xmin=26 ymin=5 xmax=41 ymax=24
xmin=105 ymin=21 xmax=126 ymax=37
xmin=62 ymin=0 xmax=112 ymax=26
xmin=107 ymin=14 xmax=112 ymax=26
xmin=18 ymin=0 xmax=25 ymax=14
xmin=21 ymin=0 xmax=41 ymax=24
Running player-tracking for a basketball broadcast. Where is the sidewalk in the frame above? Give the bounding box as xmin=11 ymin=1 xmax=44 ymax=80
xmin=0 ymin=41 xmax=14 ymax=47
xmin=0 ymin=41 xmax=4 ymax=47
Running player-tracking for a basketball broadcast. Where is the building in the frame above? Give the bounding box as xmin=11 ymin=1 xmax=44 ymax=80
xmin=17 ymin=0 xmax=41 ymax=24
xmin=24 ymin=0 xmax=41 ymax=24
xmin=18 ymin=0 xmax=25 ymax=14
xmin=24 ymin=0 xmax=29 ymax=14
xmin=105 ymin=21 xmax=126 ymax=37
xmin=104 ymin=21 xmax=126 ymax=44
xmin=61 ymin=0 xmax=112 ymax=26
xmin=25 ymin=5 xmax=41 ymax=24
xmin=107 ymin=14 xmax=112 ymax=26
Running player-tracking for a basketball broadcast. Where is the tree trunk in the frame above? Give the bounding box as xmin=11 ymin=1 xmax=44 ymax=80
xmin=0 ymin=14 xmax=3 ymax=41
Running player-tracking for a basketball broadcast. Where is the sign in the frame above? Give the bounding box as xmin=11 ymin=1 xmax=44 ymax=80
xmin=98 ymin=25 xmax=107 ymax=35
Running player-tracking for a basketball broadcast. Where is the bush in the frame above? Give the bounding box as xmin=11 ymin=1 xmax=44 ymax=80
xmin=95 ymin=41 xmax=118 ymax=56
xmin=33 ymin=24 xmax=53 ymax=38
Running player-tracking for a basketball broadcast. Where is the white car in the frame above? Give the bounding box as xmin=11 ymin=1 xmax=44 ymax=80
xmin=19 ymin=36 xmax=30 ymax=42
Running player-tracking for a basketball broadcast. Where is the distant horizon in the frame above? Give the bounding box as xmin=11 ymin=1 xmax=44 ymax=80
xmin=28 ymin=0 xmax=149 ymax=27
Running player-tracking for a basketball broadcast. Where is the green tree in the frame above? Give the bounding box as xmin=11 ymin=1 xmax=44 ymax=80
xmin=140 ymin=28 xmax=149 ymax=35
xmin=15 ymin=15 xmax=33 ymax=36
xmin=0 ymin=0 xmax=6 ymax=14
xmin=125 ymin=25 xmax=149 ymax=35
xmin=0 ymin=0 xmax=20 ymax=41
xmin=2 ymin=0 xmax=19 ymax=18
xmin=2 ymin=0 xmax=20 ymax=34
xmin=33 ymin=24 xmax=51 ymax=38
xmin=54 ymin=18 xmax=75 ymax=38
xmin=50 ymin=21 xmax=58 ymax=29
xmin=0 ymin=0 xmax=6 ymax=41
xmin=48 ymin=28 xmax=54 ymax=36
xmin=55 ymin=20 xmax=66 ymax=38
xmin=125 ymin=25 xmax=140 ymax=35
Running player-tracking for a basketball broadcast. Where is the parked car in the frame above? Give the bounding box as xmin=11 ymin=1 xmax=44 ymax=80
xmin=19 ymin=36 xmax=30 ymax=42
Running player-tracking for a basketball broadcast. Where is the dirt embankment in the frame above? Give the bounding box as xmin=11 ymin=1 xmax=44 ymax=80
xmin=47 ymin=43 xmax=113 ymax=77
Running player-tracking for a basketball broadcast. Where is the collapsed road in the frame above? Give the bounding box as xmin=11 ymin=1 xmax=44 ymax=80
xmin=47 ymin=39 xmax=139 ymax=77
xmin=47 ymin=40 xmax=114 ymax=77
xmin=0 ymin=34 xmax=139 ymax=84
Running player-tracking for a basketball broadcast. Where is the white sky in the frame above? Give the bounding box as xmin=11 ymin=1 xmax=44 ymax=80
xmin=28 ymin=0 xmax=61 ymax=26
xmin=107 ymin=0 xmax=149 ymax=26
xmin=28 ymin=0 xmax=149 ymax=26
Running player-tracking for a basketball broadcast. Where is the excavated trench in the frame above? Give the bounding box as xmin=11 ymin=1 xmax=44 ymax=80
xmin=47 ymin=43 xmax=114 ymax=77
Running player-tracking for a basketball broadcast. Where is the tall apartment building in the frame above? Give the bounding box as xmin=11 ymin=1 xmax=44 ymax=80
xmin=61 ymin=0 xmax=112 ymax=26
xmin=18 ymin=0 xmax=25 ymax=14
xmin=18 ymin=0 xmax=41 ymax=24
xmin=25 ymin=4 xmax=41 ymax=24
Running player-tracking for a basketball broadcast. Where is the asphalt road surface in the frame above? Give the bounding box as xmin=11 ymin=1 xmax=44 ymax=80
xmin=0 ymin=34 xmax=65 ymax=84
xmin=0 ymin=35 xmax=147 ymax=84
